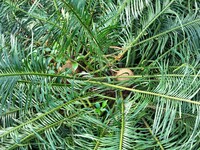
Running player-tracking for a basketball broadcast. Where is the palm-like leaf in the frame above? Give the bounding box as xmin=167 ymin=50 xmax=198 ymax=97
xmin=0 ymin=0 xmax=200 ymax=150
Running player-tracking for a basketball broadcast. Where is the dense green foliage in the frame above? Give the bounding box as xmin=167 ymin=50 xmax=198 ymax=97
xmin=0 ymin=0 xmax=200 ymax=149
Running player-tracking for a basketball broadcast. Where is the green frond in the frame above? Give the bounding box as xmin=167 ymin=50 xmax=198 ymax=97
xmin=1 ymin=0 xmax=200 ymax=149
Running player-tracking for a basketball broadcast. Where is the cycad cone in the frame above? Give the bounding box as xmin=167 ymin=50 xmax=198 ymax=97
xmin=115 ymin=68 xmax=133 ymax=81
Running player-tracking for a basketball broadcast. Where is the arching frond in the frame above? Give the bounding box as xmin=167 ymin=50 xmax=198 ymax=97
xmin=1 ymin=0 xmax=200 ymax=150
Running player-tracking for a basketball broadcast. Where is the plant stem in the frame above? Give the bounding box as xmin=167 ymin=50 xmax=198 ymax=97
xmin=142 ymin=118 xmax=164 ymax=150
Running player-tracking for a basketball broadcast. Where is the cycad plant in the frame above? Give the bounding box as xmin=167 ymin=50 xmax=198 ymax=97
xmin=0 ymin=0 xmax=200 ymax=149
